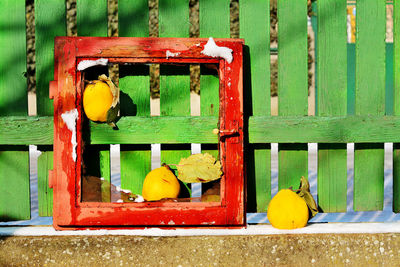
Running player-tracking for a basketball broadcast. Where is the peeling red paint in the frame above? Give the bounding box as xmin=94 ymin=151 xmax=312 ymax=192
xmin=51 ymin=37 xmax=244 ymax=229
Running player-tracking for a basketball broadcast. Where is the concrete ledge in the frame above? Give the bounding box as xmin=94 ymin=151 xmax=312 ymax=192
xmin=1 ymin=224 xmax=400 ymax=265
xmin=1 ymin=231 xmax=400 ymax=266
xmin=1 ymin=223 xmax=400 ymax=236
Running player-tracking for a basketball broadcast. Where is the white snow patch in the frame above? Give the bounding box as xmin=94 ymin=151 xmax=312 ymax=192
xmin=134 ymin=195 xmax=144 ymax=203
xmin=30 ymin=145 xmax=42 ymax=157
xmin=121 ymin=189 xmax=131 ymax=194
xmin=77 ymin=58 xmax=108 ymax=71
xmin=2 ymin=223 xmax=400 ymax=236
xmin=61 ymin=109 xmax=79 ymax=162
xmin=116 ymin=199 xmax=123 ymax=203
xmin=116 ymin=186 xmax=121 ymax=192
xmin=201 ymin=37 xmax=233 ymax=64
xmin=166 ymin=50 xmax=181 ymax=59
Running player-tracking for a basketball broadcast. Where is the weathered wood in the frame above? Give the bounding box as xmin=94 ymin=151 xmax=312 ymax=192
xmin=0 ymin=1 xmax=30 ymax=221
xmin=159 ymin=0 xmax=191 ymax=171
xmin=240 ymin=0 xmax=271 ymax=212
xmin=119 ymin=0 xmax=151 ymax=196
xmin=317 ymin=0 xmax=347 ymax=212
xmin=52 ymin=36 xmax=244 ymax=228
xmin=249 ymin=115 xmax=400 ymax=143
xmin=277 ymin=0 xmax=308 ymax=190
xmin=394 ymin=0 xmax=400 ymax=213
xmin=354 ymin=0 xmax=386 ymax=211
xmin=0 ymin=116 xmax=53 ymax=145
xmin=77 ymin=0 xmax=110 ymax=202
xmin=38 ymin=150 xmax=53 ymax=216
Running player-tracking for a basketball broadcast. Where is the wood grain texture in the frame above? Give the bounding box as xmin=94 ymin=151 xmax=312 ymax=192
xmin=199 ymin=0 xmax=230 ymax=198
xmin=0 ymin=116 xmax=53 ymax=145
xmin=76 ymin=0 xmax=108 ymax=37
xmin=249 ymin=115 xmax=400 ymax=143
xmin=90 ymin=116 xmax=217 ymax=144
xmin=394 ymin=0 xmax=400 ymax=213
xmin=35 ymin=0 xmax=65 ymax=218
xmin=38 ymin=150 xmax=53 ymax=216
xmin=119 ymin=0 xmax=151 ymax=196
xmin=0 ymin=148 xmax=30 ymax=221
xmin=317 ymin=0 xmax=347 ymax=212
xmin=277 ymin=0 xmax=308 ymax=190
xmin=159 ymin=0 xmax=191 ymax=167
xmin=35 ymin=0 xmax=66 ymax=115
xmin=77 ymin=0 xmax=110 ymax=202
xmin=354 ymin=0 xmax=386 ymax=211
xmin=0 ymin=1 xmax=30 ymax=221
xmin=0 ymin=0 xmax=27 ymax=116
xmin=240 ymin=0 xmax=271 ymax=212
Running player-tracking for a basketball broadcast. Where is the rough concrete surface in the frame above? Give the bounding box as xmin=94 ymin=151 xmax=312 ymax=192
xmin=0 ymin=233 xmax=400 ymax=266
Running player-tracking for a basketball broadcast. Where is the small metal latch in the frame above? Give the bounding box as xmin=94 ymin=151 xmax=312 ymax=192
xmin=214 ymin=120 xmax=240 ymax=141
xmin=219 ymin=128 xmax=238 ymax=137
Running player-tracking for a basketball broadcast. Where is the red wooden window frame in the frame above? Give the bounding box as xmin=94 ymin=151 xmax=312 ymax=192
xmin=50 ymin=37 xmax=244 ymax=229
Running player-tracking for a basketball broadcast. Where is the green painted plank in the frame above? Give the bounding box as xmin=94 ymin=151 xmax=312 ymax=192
xmin=249 ymin=115 xmax=400 ymax=143
xmin=394 ymin=0 xmax=400 ymax=213
xmin=347 ymin=44 xmax=356 ymax=115
xmin=240 ymin=0 xmax=271 ymax=212
xmin=316 ymin=0 xmax=347 ymax=212
xmin=199 ymin=0 xmax=229 ymax=199
xmin=99 ymin=149 xmax=110 ymax=202
xmin=0 ymin=116 xmax=53 ymax=145
xmin=76 ymin=0 xmax=108 ymax=37
xmin=0 ymin=0 xmax=27 ymax=116
xmin=354 ymin=0 xmax=386 ymax=211
xmin=77 ymin=0 xmax=110 ymax=201
xmin=35 ymin=0 xmax=66 ymax=116
xmin=159 ymin=0 xmax=191 ymax=170
xmin=119 ymin=0 xmax=151 ymax=196
xmin=121 ymin=146 xmax=151 ymax=195
xmin=277 ymin=0 xmax=308 ymax=190
xmin=9 ymin=115 xmax=400 ymax=145
xmin=38 ymin=150 xmax=53 ymax=216
xmin=0 ymin=1 xmax=30 ymax=221
xmin=91 ymin=116 xmax=217 ymax=144
xmin=0 ymin=147 xmax=30 ymax=221
xmin=119 ymin=0 xmax=149 ymax=37
xmin=35 ymin=0 xmax=65 ymax=215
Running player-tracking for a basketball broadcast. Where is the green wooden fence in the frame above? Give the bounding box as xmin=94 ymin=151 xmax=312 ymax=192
xmin=0 ymin=0 xmax=399 ymax=222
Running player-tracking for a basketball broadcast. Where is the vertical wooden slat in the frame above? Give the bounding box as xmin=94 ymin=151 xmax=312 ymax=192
xmin=77 ymin=0 xmax=108 ymax=37
xmin=240 ymin=0 xmax=271 ymax=212
xmin=317 ymin=0 xmax=347 ymax=212
xmin=77 ymin=0 xmax=110 ymax=200
xmin=35 ymin=0 xmax=65 ymax=214
xmin=0 ymin=148 xmax=30 ymax=220
xmin=38 ymin=150 xmax=53 ymax=216
xmin=35 ymin=0 xmax=66 ymax=115
xmin=0 ymin=1 xmax=30 ymax=221
xmin=199 ymin=0 xmax=229 ymax=197
xmin=119 ymin=0 xmax=151 ymax=195
xmin=277 ymin=0 xmax=308 ymax=190
xmin=159 ymin=0 xmax=191 ymax=167
xmin=393 ymin=0 xmax=400 ymax=213
xmin=354 ymin=0 xmax=386 ymax=211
